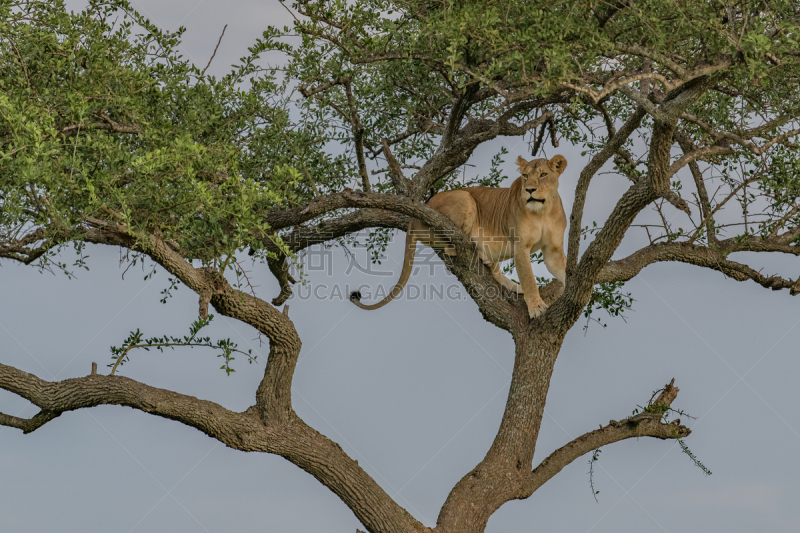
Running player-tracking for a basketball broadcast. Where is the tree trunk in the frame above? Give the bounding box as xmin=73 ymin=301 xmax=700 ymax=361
xmin=437 ymin=327 xmax=564 ymax=533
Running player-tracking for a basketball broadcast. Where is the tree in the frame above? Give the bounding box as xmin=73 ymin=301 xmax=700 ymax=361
xmin=2 ymin=0 xmax=799 ymax=531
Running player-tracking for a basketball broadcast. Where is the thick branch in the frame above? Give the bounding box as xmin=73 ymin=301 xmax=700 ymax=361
xmin=0 ymin=361 xmax=250 ymax=439
xmin=0 ymin=362 xmax=425 ymax=533
xmin=83 ymin=219 xmax=301 ymax=420
xmin=77 ymin=218 xmax=432 ymax=531
xmin=264 ymin=190 xmax=444 ymax=231
xmin=281 ymin=209 xmax=411 ymax=253
xmin=441 ymin=83 xmax=480 ymax=151
xmin=520 ymin=380 xmax=690 ymax=497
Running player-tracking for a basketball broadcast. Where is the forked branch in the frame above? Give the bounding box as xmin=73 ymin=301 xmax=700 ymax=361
xmin=0 ymin=409 xmax=59 ymax=434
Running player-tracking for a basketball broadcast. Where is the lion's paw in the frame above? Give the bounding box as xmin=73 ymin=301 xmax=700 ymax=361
xmin=527 ymin=300 xmax=548 ymax=319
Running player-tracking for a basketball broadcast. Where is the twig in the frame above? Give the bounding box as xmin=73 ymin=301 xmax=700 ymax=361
xmin=201 ymin=24 xmax=228 ymax=76
xmin=8 ymin=38 xmax=30 ymax=88
xmin=588 ymin=449 xmax=601 ymax=502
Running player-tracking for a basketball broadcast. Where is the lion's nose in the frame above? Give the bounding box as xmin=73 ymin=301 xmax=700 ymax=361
xmin=526 ymin=187 xmax=537 ymax=193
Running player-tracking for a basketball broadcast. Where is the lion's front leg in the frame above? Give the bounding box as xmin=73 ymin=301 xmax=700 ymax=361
xmin=514 ymin=245 xmax=547 ymax=318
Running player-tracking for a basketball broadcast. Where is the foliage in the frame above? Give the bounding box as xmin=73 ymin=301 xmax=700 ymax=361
xmin=0 ymin=0 xmax=338 ymax=271
xmin=632 ymin=396 xmax=712 ymax=477
xmin=6 ymin=0 xmax=800 ymax=273
xmin=109 ymin=315 xmax=255 ymax=375
xmin=583 ymin=281 xmax=634 ymax=332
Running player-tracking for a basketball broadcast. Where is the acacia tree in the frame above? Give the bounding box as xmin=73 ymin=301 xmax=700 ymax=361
xmin=2 ymin=1 xmax=800 ymax=531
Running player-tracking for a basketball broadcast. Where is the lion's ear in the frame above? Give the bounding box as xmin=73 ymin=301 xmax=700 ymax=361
xmin=548 ymin=155 xmax=567 ymax=173
xmin=516 ymin=155 xmax=529 ymax=171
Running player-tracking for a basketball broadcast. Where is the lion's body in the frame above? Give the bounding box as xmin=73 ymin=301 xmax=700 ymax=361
xmin=351 ymin=156 xmax=568 ymax=318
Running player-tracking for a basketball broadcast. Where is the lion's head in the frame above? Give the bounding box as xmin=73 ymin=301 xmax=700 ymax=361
xmin=516 ymin=155 xmax=567 ymax=213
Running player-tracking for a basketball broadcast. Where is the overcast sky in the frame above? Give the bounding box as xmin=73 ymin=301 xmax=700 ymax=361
xmin=1 ymin=1 xmax=799 ymax=532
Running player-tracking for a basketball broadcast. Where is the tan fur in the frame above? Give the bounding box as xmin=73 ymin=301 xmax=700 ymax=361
xmin=350 ymin=155 xmax=568 ymax=318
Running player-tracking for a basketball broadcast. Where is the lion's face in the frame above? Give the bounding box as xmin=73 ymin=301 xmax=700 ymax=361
xmin=516 ymin=155 xmax=567 ymax=213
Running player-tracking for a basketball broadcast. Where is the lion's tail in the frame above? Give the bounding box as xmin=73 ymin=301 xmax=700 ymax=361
xmin=350 ymin=227 xmax=416 ymax=310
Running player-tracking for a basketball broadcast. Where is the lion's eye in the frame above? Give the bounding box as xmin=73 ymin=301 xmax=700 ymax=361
xmin=540 ymin=173 xmax=547 ymax=178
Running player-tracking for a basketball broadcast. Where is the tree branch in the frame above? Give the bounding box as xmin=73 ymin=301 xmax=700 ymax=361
xmin=662 ymin=190 xmax=692 ymax=216
xmin=613 ymin=42 xmax=687 ymax=78
xmin=408 ymin=83 xmax=480 ymax=199
xmin=594 ymin=1 xmax=627 ymax=28
xmin=267 ymin=254 xmax=296 ymax=307
xmin=82 ymin=218 xmax=303 ymax=421
xmin=680 ymin=114 xmax=800 ymax=156
xmin=263 ymin=190 xmax=456 ymax=233
xmin=597 ymin=240 xmax=800 ymax=295
xmin=556 ymin=76 xmax=716 ymax=330
xmin=567 ymin=107 xmax=646 ymax=271
xmin=201 ymin=24 xmax=227 ymax=76
xmin=520 ymin=380 xmax=690 ymax=497
xmin=0 ymin=361 xmax=248 ymax=439
xmin=263 ymin=209 xmax=411 ymax=305
xmin=59 ymin=119 xmax=142 ymax=136
xmin=0 ymin=409 xmax=60 ymax=434
xmin=382 ymin=139 xmax=411 ymax=195
xmin=675 ymin=132 xmax=717 ymax=243
xmin=0 ymin=361 xmax=425 ymax=533
xmin=344 ymin=80 xmax=371 ymax=192
xmin=668 ymin=145 xmax=736 ymax=176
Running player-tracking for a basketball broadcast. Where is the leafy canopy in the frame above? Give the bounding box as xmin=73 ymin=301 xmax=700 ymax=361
xmin=4 ymin=0 xmax=800 ymax=301
xmin=1 ymin=0 xmax=345 ymax=269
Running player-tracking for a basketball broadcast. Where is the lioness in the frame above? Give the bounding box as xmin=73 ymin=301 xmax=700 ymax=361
xmin=350 ymin=155 xmax=568 ymax=318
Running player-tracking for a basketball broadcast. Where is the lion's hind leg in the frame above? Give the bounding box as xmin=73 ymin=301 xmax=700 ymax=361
xmin=426 ymin=190 xmax=477 ymax=257
xmin=489 ymin=262 xmax=524 ymax=294
xmin=543 ymin=245 xmax=567 ymax=285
